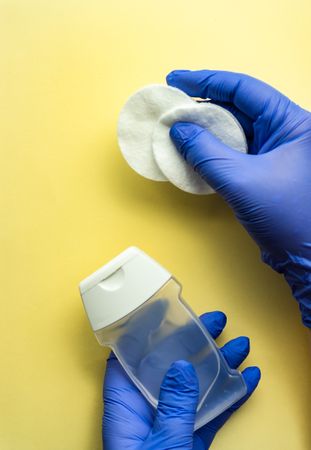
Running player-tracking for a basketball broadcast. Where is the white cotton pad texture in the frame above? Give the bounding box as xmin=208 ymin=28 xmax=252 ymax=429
xmin=152 ymin=103 xmax=248 ymax=195
xmin=117 ymin=84 xmax=195 ymax=181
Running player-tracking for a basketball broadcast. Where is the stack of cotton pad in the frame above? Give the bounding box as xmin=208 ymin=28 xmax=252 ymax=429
xmin=117 ymin=84 xmax=248 ymax=195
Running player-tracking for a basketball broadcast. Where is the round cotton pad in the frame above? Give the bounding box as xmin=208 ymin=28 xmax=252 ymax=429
xmin=117 ymin=84 xmax=195 ymax=181
xmin=152 ymin=103 xmax=248 ymax=194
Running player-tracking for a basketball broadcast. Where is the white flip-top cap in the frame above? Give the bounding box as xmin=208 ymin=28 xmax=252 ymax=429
xmin=79 ymin=247 xmax=171 ymax=331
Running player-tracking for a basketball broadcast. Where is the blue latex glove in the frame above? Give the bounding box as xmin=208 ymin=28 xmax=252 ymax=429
xmin=103 ymin=311 xmax=261 ymax=449
xmin=167 ymin=69 xmax=311 ymax=328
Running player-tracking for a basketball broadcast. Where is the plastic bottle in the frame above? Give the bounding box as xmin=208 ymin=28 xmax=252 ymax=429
xmin=79 ymin=247 xmax=247 ymax=429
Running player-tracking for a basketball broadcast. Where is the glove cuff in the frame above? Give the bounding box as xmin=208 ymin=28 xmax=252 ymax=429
xmin=261 ymin=250 xmax=311 ymax=328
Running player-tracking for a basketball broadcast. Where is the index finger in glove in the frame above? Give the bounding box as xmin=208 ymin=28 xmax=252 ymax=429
xmin=166 ymin=69 xmax=288 ymax=121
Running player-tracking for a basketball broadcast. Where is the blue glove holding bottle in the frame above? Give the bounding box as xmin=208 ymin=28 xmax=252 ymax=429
xmin=103 ymin=311 xmax=261 ymax=449
xmin=167 ymin=69 xmax=311 ymax=328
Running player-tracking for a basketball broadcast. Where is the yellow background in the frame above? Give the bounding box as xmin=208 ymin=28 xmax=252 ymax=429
xmin=1 ymin=1 xmax=310 ymax=449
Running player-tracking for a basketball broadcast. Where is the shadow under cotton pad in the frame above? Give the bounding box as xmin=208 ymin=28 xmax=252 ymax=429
xmin=117 ymin=84 xmax=195 ymax=181
xmin=152 ymin=103 xmax=248 ymax=195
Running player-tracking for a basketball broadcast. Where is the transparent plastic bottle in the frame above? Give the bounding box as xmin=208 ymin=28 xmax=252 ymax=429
xmin=79 ymin=247 xmax=247 ymax=430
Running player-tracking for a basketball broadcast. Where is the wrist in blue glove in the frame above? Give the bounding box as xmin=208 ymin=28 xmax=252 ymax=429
xmin=166 ymin=69 xmax=311 ymax=328
xmin=103 ymin=311 xmax=261 ymax=450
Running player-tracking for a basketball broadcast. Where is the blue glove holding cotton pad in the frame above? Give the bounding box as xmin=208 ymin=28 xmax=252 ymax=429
xmin=167 ymin=69 xmax=311 ymax=328
xmin=117 ymin=84 xmax=248 ymax=194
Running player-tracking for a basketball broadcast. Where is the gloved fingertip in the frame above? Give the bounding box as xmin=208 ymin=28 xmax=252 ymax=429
xmin=170 ymin=118 xmax=244 ymax=191
xmin=233 ymin=336 xmax=250 ymax=355
xmin=228 ymin=366 xmax=261 ymax=412
xmin=166 ymin=69 xmax=191 ymax=85
xmin=243 ymin=366 xmax=261 ymax=393
xmin=169 ymin=122 xmax=205 ymax=156
xmin=162 ymin=360 xmax=198 ymax=394
xmin=154 ymin=360 xmax=199 ymax=435
xmin=200 ymin=311 xmax=227 ymax=338
xmin=211 ymin=310 xmax=227 ymax=328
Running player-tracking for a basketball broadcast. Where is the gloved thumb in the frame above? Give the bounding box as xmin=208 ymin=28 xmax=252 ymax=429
xmin=150 ymin=360 xmax=198 ymax=449
xmin=170 ymin=121 xmax=249 ymax=197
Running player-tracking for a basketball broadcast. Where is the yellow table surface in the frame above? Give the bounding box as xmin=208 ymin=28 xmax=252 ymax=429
xmin=1 ymin=1 xmax=310 ymax=449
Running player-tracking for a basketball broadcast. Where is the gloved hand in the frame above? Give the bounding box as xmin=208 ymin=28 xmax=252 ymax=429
xmin=103 ymin=311 xmax=260 ymax=449
xmin=167 ymin=69 xmax=311 ymax=328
